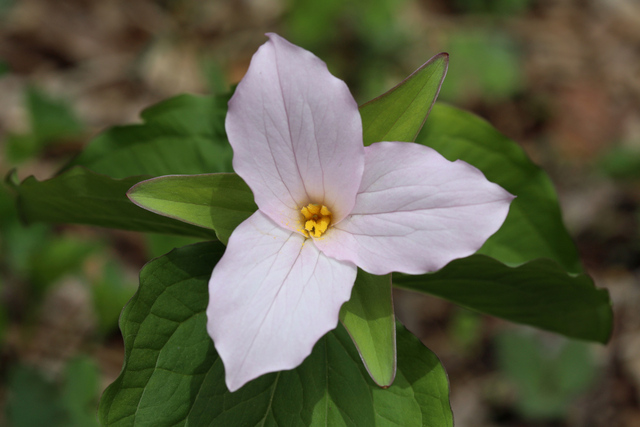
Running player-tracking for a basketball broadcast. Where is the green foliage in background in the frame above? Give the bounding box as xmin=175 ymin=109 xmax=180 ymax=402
xmin=5 ymin=86 xmax=84 ymax=163
xmin=6 ymin=358 xmax=101 ymax=427
xmin=496 ymin=330 xmax=596 ymax=419
xmin=92 ymin=261 xmax=137 ymax=335
xmin=286 ymin=0 xmax=406 ymax=52
xmin=285 ymin=0 xmax=411 ymax=102
xmin=0 ymin=60 xmax=9 ymax=76
xmin=439 ymin=30 xmax=523 ymax=103
xmin=599 ymin=145 xmax=640 ymax=180
xmin=454 ymin=0 xmax=532 ymax=15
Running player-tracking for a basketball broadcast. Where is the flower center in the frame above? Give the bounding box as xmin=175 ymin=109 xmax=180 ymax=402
xmin=300 ymin=203 xmax=332 ymax=238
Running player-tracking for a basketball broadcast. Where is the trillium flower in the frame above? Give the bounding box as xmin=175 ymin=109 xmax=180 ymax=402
xmin=207 ymin=33 xmax=514 ymax=392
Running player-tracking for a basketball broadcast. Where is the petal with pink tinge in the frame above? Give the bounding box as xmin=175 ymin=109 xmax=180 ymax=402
xmin=314 ymin=141 xmax=515 ymax=275
xmin=226 ymin=33 xmax=364 ymax=232
xmin=207 ymin=210 xmax=357 ymax=391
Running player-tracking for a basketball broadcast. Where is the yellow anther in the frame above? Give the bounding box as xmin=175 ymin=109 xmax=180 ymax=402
xmin=312 ymin=217 xmax=330 ymax=237
xmin=316 ymin=216 xmax=330 ymax=233
xmin=300 ymin=203 xmax=332 ymax=238
xmin=301 ymin=206 xmax=313 ymax=220
xmin=307 ymin=204 xmax=321 ymax=215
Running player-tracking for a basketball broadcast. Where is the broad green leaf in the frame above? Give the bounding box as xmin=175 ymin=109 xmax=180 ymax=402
xmin=100 ymin=241 xmax=452 ymax=427
xmin=418 ymin=103 xmax=582 ymax=273
xmin=127 ymin=173 xmax=257 ymax=245
xmin=340 ymin=270 xmax=396 ymax=387
xmin=62 ymin=94 xmax=233 ymax=178
xmin=393 ymin=255 xmax=612 ymax=343
xmin=15 ymin=167 xmax=215 ymax=238
xmin=359 ymin=53 xmax=448 ymax=145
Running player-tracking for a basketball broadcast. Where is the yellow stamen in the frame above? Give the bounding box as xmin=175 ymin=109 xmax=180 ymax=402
xmin=307 ymin=204 xmax=321 ymax=215
xmin=300 ymin=203 xmax=332 ymax=238
xmin=300 ymin=206 xmax=313 ymax=220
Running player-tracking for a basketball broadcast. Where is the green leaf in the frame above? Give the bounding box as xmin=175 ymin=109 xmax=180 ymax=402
xmin=6 ymin=358 xmax=100 ymax=427
xmin=0 ymin=60 xmax=9 ymax=76
xmin=28 ymin=236 xmax=98 ymax=291
xmin=7 ymin=365 xmax=68 ymax=427
xmin=144 ymin=233 xmax=203 ymax=259
xmin=5 ymin=133 xmax=40 ymax=163
xmin=438 ymin=30 xmax=522 ymax=102
xmin=0 ymin=182 xmax=49 ymax=276
xmin=393 ymin=255 xmax=612 ymax=343
xmin=60 ymin=357 xmax=101 ymax=427
xmin=26 ymin=85 xmax=84 ymax=143
xmin=453 ymin=0 xmax=532 ymax=15
xmin=14 ymin=167 xmax=215 ymax=238
xmin=598 ymin=145 xmax=640 ymax=180
xmin=495 ymin=331 xmax=595 ymax=419
xmin=127 ymin=173 xmax=257 ymax=245
xmin=5 ymin=86 xmax=84 ymax=163
xmin=286 ymin=0 xmax=344 ymax=48
xmin=92 ymin=261 xmax=137 ymax=334
xmin=340 ymin=270 xmax=396 ymax=387
xmin=0 ymin=0 xmax=15 ymax=17
xmin=359 ymin=53 xmax=448 ymax=145
xmin=418 ymin=103 xmax=582 ymax=273
xmin=62 ymin=94 xmax=233 ymax=179
xmin=100 ymin=241 xmax=452 ymax=426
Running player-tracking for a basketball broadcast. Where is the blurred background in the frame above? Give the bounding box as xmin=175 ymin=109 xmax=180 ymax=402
xmin=1 ymin=0 xmax=639 ymax=425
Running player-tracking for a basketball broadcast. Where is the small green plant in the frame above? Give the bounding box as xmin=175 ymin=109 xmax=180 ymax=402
xmin=5 ymin=34 xmax=611 ymax=426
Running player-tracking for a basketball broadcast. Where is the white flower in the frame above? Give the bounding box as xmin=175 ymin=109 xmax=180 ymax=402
xmin=207 ymin=33 xmax=514 ymax=391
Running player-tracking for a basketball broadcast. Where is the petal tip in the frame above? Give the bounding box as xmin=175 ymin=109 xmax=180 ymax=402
xmin=225 ymin=373 xmax=247 ymax=393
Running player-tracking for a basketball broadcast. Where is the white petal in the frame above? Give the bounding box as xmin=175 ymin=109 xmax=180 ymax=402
xmin=207 ymin=211 xmax=357 ymax=391
xmin=314 ymin=142 xmax=515 ymax=275
xmin=226 ymin=33 xmax=364 ymax=231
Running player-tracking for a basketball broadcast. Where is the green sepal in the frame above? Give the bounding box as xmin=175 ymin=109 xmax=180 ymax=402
xmin=127 ymin=173 xmax=257 ymax=245
xmin=360 ymin=52 xmax=448 ymax=145
xmin=340 ymin=270 xmax=396 ymax=387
